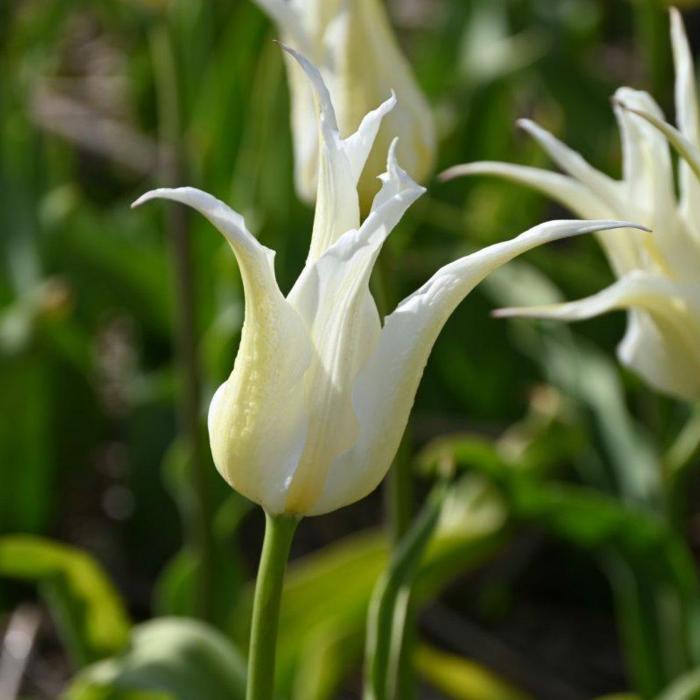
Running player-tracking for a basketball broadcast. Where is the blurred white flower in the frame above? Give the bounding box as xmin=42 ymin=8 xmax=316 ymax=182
xmin=134 ymin=50 xmax=640 ymax=516
xmin=252 ymin=0 xmax=436 ymax=207
xmin=444 ymin=9 xmax=700 ymax=401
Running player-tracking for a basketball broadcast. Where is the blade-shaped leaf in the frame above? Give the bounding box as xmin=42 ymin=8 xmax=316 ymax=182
xmin=0 ymin=536 xmax=130 ymax=665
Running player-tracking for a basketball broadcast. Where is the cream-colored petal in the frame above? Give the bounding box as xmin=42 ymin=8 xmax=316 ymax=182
xmin=612 ymin=89 xmax=675 ymax=226
xmin=619 ymin=309 xmax=700 ymax=401
xmin=258 ymin=0 xmax=434 ymax=207
xmin=440 ymin=161 xmax=611 ymax=219
xmin=613 ymin=98 xmax=700 ymax=281
xmin=517 ymin=119 xmax=646 ymax=276
xmin=132 ymin=187 xmax=313 ymax=514
xmin=670 ymin=7 xmax=700 ymax=225
xmin=333 ymin=0 xmax=436 ymax=206
xmin=252 ymin=0 xmax=307 ymax=47
xmin=283 ymin=143 xmax=425 ymax=514
xmin=493 ymin=271 xmax=693 ymax=321
xmin=282 ymin=46 xmax=395 ymax=262
xmin=613 ymin=90 xmax=700 ymax=280
xmin=343 ymin=90 xmax=397 ymax=182
xmin=495 ymin=271 xmax=700 ymax=401
xmin=308 ymin=219 xmax=643 ymax=515
xmin=518 ymin=119 xmax=622 ymax=211
xmin=616 ymin=103 xmax=700 ymax=183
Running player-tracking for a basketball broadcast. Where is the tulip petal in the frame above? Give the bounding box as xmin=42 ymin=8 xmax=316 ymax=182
xmin=612 ymin=91 xmax=700 ymax=280
xmin=612 ymin=89 xmax=675 ymax=223
xmin=616 ymin=103 xmax=700 ymax=183
xmin=343 ymin=90 xmax=397 ymax=182
xmin=440 ymin=161 xmax=611 ymax=219
xmin=309 ymin=219 xmax=645 ymax=515
xmin=284 ymin=142 xmax=425 ymax=514
xmin=671 ymin=7 xmax=700 ymax=224
xmin=252 ymin=0 xmax=309 ymax=50
xmin=517 ymin=119 xmax=622 ymax=211
xmin=509 ymin=120 xmax=647 ymax=277
xmin=495 ymin=271 xmax=700 ymax=401
xmin=132 ymin=187 xmax=313 ymax=514
xmin=282 ymin=46 xmax=395 ymax=262
xmin=335 ymin=0 xmax=436 ymax=204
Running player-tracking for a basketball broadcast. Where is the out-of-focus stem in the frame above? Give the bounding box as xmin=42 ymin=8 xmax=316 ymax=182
xmin=247 ymin=512 xmax=298 ymax=700
xmin=372 ymin=237 xmax=416 ymax=699
xmin=665 ymin=404 xmax=700 ymax=531
xmin=150 ymin=25 xmax=214 ymax=622
xmin=633 ymin=0 xmax=671 ymax=102
xmin=373 ymin=247 xmax=414 ymax=543
xmin=364 ymin=484 xmax=446 ymax=700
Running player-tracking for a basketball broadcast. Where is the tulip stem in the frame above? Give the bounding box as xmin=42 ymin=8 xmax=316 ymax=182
xmin=247 ymin=512 xmax=298 ymax=700
xmin=151 ymin=24 xmax=215 ymax=621
xmin=373 ymin=246 xmax=416 ymax=697
xmin=365 ymin=483 xmax=446 ymax=700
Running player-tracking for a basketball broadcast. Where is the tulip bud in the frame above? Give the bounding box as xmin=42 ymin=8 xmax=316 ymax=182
xmin=134 ymin=50 xmax=641 ymax=516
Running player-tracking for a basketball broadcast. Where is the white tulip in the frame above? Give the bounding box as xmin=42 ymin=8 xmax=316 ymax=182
xmin=444 ymin=9 xmax=700 ymax=401
xmin=134 ymin=50 xmax=640 ymax=515
xmin=252 ymin=0 xmax=436 ymax=207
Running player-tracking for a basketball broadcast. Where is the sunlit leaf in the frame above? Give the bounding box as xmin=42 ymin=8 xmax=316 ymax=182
xmin=415 ymin=643 xmax=532 ymax=700
xmin=0 ymin=536 xmax=130 ymax=665
xmin=65 ymin=617 xmax=246 ymax=700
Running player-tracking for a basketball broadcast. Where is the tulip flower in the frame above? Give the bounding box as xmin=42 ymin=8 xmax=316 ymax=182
xmin=443 ymin=9 xmax=700 ymax=401
xmin=251 ymin=0 xmax=436 ymax=207
xmin=134 ymin=48 xmax=642 ymax=517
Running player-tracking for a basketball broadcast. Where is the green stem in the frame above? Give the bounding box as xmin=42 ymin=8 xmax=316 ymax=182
xmin=247 ymin=512 xmax=298 ymax=700
xmin=372 ymin=226 xmax=415 ymax=698
xmin=365 ymin=484 xmax=446 ymax=700
xmin=385 ymin=435 xmax=413 ymax=544
xmin=665 ymin=404 xmax=700 ymax=531
xmin=633 ymin=0 xmax=671 ymax=102
xmin=372 ymin=246 xmax=414 ymax=545
xmin=150 ymin=24 xmax=215 ymax=622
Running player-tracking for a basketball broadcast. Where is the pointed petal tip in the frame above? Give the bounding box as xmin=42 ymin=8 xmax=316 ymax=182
xmin=278 ymin=43 xmax=320 ymax=85
xmin=439 ymin=163 xmax=476 ymax=181
xmin=276 ymin=40 xmax=295 ymax=57
xmin=491 ymin=307 xmax=518 ymax=319
xmin=516 ymin=117 xmax=537 ymax=132
xmin=589 ymin=220 xmax=651 ymax=234
xmin=387 ymin=136 xmax=400 ymax=163
xmin=372 ymin=91 xmax=397 ymax=120
xmin=131 ymin=190 xmax=162 ymax=209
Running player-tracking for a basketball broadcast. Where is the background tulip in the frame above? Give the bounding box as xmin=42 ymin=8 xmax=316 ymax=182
xmin=252 ymin=0 xmax=436 ymax=208
xmin=444 ymin=9 xmax=700 ymax=402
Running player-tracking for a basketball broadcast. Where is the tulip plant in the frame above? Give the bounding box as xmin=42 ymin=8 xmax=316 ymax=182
xmin=445 ymin=9 xmax=700 ymax=402
xmin=134 ymin=45 xmax=642 ymax=699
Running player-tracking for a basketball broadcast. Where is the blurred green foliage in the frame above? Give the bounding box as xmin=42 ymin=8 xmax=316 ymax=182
xmin=2 ymin=0 xmax=700 ymax=699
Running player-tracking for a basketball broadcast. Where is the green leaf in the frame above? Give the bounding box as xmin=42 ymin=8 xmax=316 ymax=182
xmin=484 ymin=260 xmax=661 ymax=506
xmin=0 ymin=536 xmax=131 ymax=665
xmin=415 ymin=643 xmax=532 ymax=700
xmin=658 ymin=669 xmax=700 ymax=700
xmin=290 ymin=625 xmax=361 ymax=700
xmin=65 ymin=617 xmax=246 ymax=700
xmin=423 ymin=434 xmax=669 ymax=555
